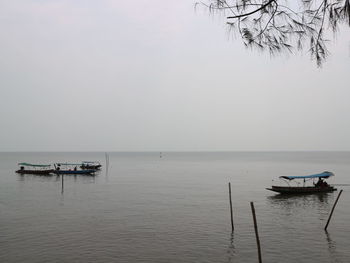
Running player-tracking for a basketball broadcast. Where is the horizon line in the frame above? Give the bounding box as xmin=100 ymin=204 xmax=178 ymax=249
xmin=1 ymin=150 xmax=350 ymax=153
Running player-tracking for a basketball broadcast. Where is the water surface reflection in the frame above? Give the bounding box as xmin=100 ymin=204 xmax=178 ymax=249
xmin=226 ymin=233 xmax=235 ymax=263
xmin=325 ymin=231 xmax=344 ymax=263
xmin=17 ymin=173 xmax=97 ymax=184
xmin=267 ymin=193 xmax=332 ymax=211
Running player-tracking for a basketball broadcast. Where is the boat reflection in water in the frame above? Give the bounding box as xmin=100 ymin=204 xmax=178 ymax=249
xmin=17 ymin=171 xmax=96 ymax=184
xmin=267 ymin=191 xmax=332 ymax=210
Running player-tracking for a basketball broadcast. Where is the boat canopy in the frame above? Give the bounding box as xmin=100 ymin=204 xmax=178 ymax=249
xmin=56 ymin=163 xmax=81 ymax=166
xmin=279 ymin=171 xmax=334 ymax=180
xmin=18 ymin=162 xmax=51 ymax=167
xmin=82 ymin=161 xmax=100 ymax=164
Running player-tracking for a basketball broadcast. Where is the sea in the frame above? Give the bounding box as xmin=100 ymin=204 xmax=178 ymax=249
xmin=1 ymin=152 xmax=349 ymax=263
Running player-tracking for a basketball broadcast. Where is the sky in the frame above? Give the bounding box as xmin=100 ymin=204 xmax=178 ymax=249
xmin=0 ymin=0 xmax=349 ymax=151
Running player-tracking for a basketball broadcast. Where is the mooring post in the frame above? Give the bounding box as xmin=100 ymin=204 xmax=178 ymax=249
xmin=250 ymin=202 xmax=262 ymax=263
xmin=105 ymin=152 xmax=109 ymax=177
xmin=61 ymin=174 xmax=64 ymax=194
xmin=324 ymin=189 xmax=343 ymax=231
xmin=228 ymin=182 xmax=234 ymax=232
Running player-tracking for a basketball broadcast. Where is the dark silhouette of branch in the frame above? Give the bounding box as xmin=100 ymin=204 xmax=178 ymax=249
xmin=197 ymin=0 xmax=350 ymax=66
xmin=227 ymin=0 xmax=276 ymax=19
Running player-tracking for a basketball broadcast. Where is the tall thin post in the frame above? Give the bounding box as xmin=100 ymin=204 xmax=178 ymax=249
xmin=228 ymin=182 xmax=234 ymax=232
xmin=105 ymin=152 xmax=109 ymax=175
xmin=324 ymin=189 xmax=343 ymax=231
xmin=61 ymin=174 xmax=64 ymax=194
xmin=250 ymin=202 xmax=262 ymax=263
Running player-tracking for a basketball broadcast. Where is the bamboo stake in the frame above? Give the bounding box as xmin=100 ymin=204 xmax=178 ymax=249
xmin=228 ymin=182 xmax=234 ymax=232
xmin=324 ymin=189 xmax=343 ymax=231
xmin=105 ymin=152 xmax=109 ymax=175
xmin=250 ymin=202 xmax=262 ymax=263
xmin=61 ymin=174 xmax=64 ymax=194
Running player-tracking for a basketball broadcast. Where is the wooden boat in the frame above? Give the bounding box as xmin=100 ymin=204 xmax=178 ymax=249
xmin=53 ymin=163 xmax=96 ymax=175
xmin=266 ymin=171 xmax=337 ymax=194
xmin=80 ymin=161 xmax=102 ymax=170
xmin=16 ymin=163 xmax=54 ymax=175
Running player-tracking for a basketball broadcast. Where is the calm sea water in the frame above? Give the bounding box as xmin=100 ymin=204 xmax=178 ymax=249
xmin=1 ymin=152 xmax=349 ymax=263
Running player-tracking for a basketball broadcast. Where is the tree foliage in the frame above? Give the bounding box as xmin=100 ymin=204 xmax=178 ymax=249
xmin=197 ymin=0 xmax=350 ymax=66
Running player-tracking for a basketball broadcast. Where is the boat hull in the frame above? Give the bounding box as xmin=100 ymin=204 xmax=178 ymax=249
xmin=266 ymin=186 xmax=337 ymax=194
xmin=54 ymin=169 xmax=96 ymax=175
xmin=16 ymin=169 xmax=54 ymax=175
xmin=80 ymin=165 xmax=102 ymax=170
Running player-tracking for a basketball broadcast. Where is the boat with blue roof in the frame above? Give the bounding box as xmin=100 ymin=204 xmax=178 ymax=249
xmin=267 ymin=171 xmax=337 ymax=194
xmin=80 ymin=161 xmax=102 ymax=170
xmin=53 ymin=163 xmax=96 ymax=175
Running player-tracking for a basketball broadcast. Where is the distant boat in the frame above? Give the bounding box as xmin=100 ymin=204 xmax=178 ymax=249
xmin=80 ymin=161 xmax=102 ymax=170
xmin=16 ymin=163 xmax=54 ymax=175
xmin=266 ymin=171 xmax=337 ymax=194
xmin=53 ymin=163 xmax=96 ymax=175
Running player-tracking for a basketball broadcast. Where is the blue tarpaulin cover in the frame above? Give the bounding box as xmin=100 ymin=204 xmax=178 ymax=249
xmin=279 ymin=171 xmax=334 ymax=180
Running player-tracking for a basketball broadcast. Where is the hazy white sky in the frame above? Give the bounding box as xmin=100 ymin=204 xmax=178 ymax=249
xmin=0 ymin=0 xmax=349 ymax=151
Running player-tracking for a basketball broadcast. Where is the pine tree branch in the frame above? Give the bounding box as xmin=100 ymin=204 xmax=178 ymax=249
xmin=227 ymin=0 xmax=276 ymax=19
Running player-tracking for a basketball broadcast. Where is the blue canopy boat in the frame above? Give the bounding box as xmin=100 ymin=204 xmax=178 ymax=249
xmin=80 ymin=161 xmax=102 ymax=170
xmin=266 ymin=171 xmax=337 ymax=194
xmin=16 ymin=163 xmax=54 ymax=175
xmin=53 ymin=163 xmax=96 ymax=175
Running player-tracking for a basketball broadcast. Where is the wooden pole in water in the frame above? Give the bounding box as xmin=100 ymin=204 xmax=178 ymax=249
xmin=324 ymin=189 xmax=343 ymax=231
xmin=105 ymin=152 xmax=109 ymax=175
xmin=228 ymin=182 xmax=234 ymax=232
xmin=61 ymin=174 xmax=64 ymax=194
xmin=250 ymin=202 xmax=262 ymax=263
